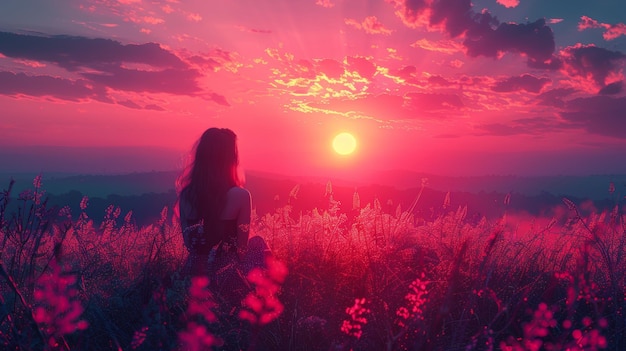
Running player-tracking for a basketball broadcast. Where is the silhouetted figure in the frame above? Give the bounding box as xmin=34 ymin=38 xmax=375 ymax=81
xmin=177 ymin=128 xmax=270 ymax=302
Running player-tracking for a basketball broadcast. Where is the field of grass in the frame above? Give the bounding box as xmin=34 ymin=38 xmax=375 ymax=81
xmin=1 ymin=176 xmax=624 ymax=350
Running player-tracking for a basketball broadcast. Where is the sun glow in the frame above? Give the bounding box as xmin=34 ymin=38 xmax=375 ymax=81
xmin=332 ymin=132 xmax=357 ymax=155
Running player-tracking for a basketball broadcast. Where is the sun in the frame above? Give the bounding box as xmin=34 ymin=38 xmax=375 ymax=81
xmin=332 ymin=132 xmax=357 ymax=155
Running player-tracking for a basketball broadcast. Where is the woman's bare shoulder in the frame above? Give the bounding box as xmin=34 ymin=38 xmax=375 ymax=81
xmin=226 ymin=186 xmax=251 ymax=201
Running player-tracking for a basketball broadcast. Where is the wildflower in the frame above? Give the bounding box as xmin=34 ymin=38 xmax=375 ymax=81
xmin=187 ymin=276 xmax=217 ymax=322
xmin=18 ymin=189 xmax=33 ymax=201
xmin=353 ymin=190 xmax=361 ymax=210
xmin=131 ymin=326 xmax=149 ymax=349
xmin=33 ymin=174 xmax=42 ymax=189
xmin=340 ymin=298 xmax=370 ymax=339
xmin=443 ymin=191 xmax=451 ymax=209
xmin=58 ymin=206 xmax=71 ymax=219
xmin=79 ymin=196 xmax=89 ymax=211
xmin=500 ymin=303 xmax=557 ymax=351
xmin=158 ymin=206 xmax=168 ymax=226
xmin=289 ymin=184 xmax=300 ymax=201
xmin=124 ymin=210 xmax=133 ymax=223
xmin=33 ymin=260 xmax=88 ymax=348
xmin=178 ymin=276 xmax=221 ymax=350
xmin=179 ymin=322 xmax=221 ymax=351
xmin=239 ymin=257 xmax=287 ymax=325
xmin=396 ymin=274 xmax=428 ymax=328
xmin=562 ymin=198 xmax=576 ymax=211
xmin=325 ymin=181 xmax=333 ymax=197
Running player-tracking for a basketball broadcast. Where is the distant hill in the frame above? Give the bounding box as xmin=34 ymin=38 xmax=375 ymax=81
xmin=371 ymin=170 xmax=626 ymax=201
xmin=1 ymin=170 xmax=622 ymax=227
xmin=3 ymin=170 xmax=623 ymax=200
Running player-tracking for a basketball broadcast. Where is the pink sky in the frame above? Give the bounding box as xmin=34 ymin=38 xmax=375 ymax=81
xmin=1 ymin=0 xmax=625 ymax=177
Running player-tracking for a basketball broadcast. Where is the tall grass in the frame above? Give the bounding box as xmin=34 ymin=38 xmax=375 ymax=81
xmin=0 ymin=176 xmax=623 ymax=350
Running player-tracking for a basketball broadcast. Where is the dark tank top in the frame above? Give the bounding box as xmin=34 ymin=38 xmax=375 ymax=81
xmin=185 ymin=218 xmax=238 ymax=255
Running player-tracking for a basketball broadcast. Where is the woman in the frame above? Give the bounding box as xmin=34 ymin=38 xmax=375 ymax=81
xmin=177 ymin=128 xmax=269 ymax=292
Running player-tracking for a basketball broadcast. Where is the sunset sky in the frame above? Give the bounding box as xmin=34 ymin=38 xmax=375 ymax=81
xmin=1 ymin=0 xmax=625 ymax=178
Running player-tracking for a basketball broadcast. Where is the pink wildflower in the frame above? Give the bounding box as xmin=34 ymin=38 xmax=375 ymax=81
xmin=340 ymin=298 xmax=370 ymax=339
xmin=239 ymin=257 xmax=288 ymax=325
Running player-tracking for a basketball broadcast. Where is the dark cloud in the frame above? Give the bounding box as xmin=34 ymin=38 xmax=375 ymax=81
xmin=0 ymin=71 xmax=107 ymax=102
xmin=0 ymin=31 xmax=212 ymax=101
xmin=396 ymin=65 xmax=418 ymax=80
xmin=491 ymin=74 xmax=551 ymax=93
xmin=465 ymin=18 xmax=555 ymax=62
xmin=145 ymin=104 xmax=166 ymax=111
xmin=599 ymin=81 xmax=623 ymax=95
xmin=476 ymin=116 xmax=573 ymax=136
xmin=428 ymin=75 xmax=454 ymax=86
xmin=117 ymin=100 xmax=142 ymax=109
xmin=188 ymin=55 xmax=221 ymax=70
xmin=561 ymin=96 xmax=626 ymax=138
xmin=388 ymin=66 xmax=423 ymax=85
xmin=430 ymin=0 xmax=473 ymax=38
xmin=209 ymin=92 xmax=230 ymax=106
xmin=82 ymin=67 xmax=200 ymax=95
xmin=392 ymin=0 xmax=556 ymax=62
xmin=0 ymin=31 xmax=185 ymax=71
xmin=536 ymin=88 xmax=577 ymax=107
xmin=560 ymin=44 xmax=626 ymax=87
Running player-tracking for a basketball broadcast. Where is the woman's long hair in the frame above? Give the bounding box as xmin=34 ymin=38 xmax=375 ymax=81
xmin=177 ymin=128 xmax=243 ymax=230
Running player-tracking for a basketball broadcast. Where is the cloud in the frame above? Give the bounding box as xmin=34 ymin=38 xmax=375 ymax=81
xmin=346 ymin=56 xmax=377 ymax=80
xmin=315 ymin=0 xmax=335 ymax=8
xmin=578 ymin=16 xmax=626 ymax=41
xmin=559 ymin=44 xmax=625 ymax=87
xmin=491 ymin=74 xmax=551 ymax=93
xmin=345 ymin=16 xmax=393 ymax=35
xmin=0 ymin=31 xmax=186 ymax=71
xmin=496 ymin=0 xmax=520 ymax=8
xmin=0 ymin=71 xmax=107 ymax=102
xmin=307 ymin=91 xmax=462 ymax=120
xmin=82 ymin=67 xmax=200 ymax=94
xmin=316 ymin=59 xmax=344 ymax=79
xmin=186 ymin=13 xmax=202 ymax=22
xmin=145 ymin=104 xmax=166 ymax=111
xmin=389 ymin=1 xmax=556 ymax=62
xmin=310 ymin=93 xmax=407 ymax=119
xmin=117 ymin=100 xmax=142 ymax=109
xmin=464 ymin=18 xmax=556 ymax=63
xmin=561 ymin=96 xmax=626 ymax=138
xmin=208 ymin=92 xmax=230 ymax=106
xmin=406 ymin=92 xmax=464 ymax=111
xmin=188 ymin=55 xmax=222 ymax=70
xmin=428 ymin=75 xmax=454 ymax=86
xmin=536 ymin=88 xmax=577 ymax=107
xmin=578 ymin=16 xmax=604 ymax=31
xmin=598 ymin=81 xmax=623 ymax=95
xmin=386 ymin=66 xmax=422 ymax=85
xmin=410 ymin=38 xmax=464 ymax=54
xmin=0 ymin=31 xmax=221 ymax=102
xmin=236 ymin=25 xmax=272 ymax=34
xmin=476 ymin=117 xmax=573 ymax=136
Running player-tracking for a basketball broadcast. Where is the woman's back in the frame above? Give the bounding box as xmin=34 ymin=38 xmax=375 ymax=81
xmin=179 ymin=186 xmax=251 ymax=254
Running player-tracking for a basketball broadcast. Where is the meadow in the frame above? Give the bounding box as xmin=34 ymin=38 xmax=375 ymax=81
xmin=0 ymin=176 xmax=623 ymax=350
